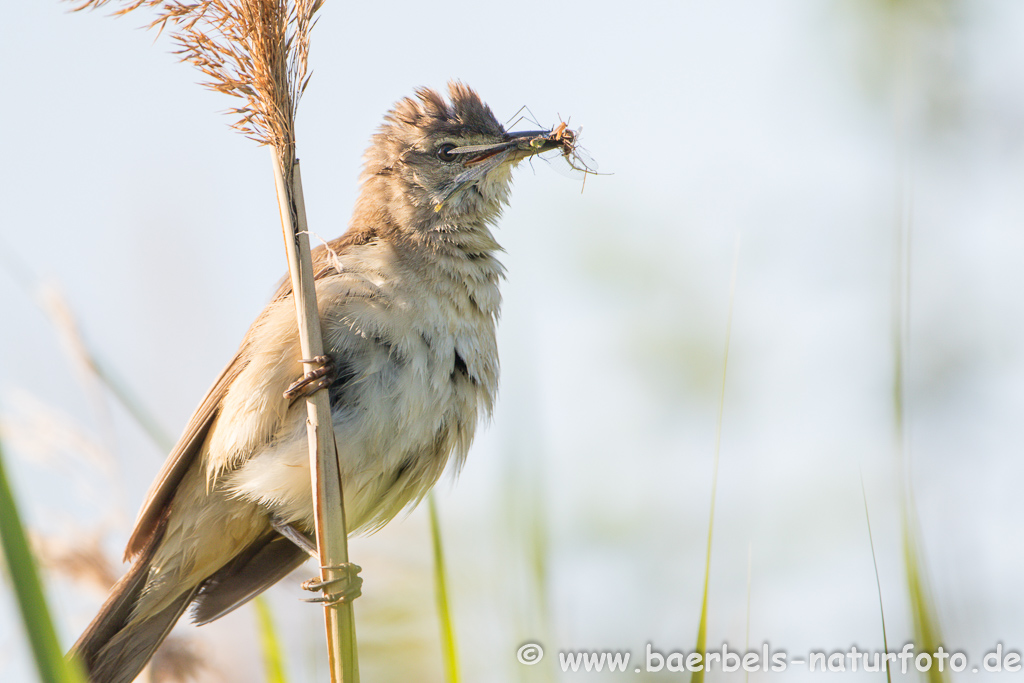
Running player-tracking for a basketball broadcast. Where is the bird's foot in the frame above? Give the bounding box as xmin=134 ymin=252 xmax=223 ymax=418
xmin=284 ymin=355 xmax=334 ymax=401
xmin=270 ymin=520 xmax=362 ymax=604
xmin=302 ymin=563 xmax=363 ymax=606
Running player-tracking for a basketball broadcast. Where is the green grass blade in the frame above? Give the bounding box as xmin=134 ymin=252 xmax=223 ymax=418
xmin=891 ymin=182 xmax=946 ymax=683
xmin=0 ymin=439 xmax=86 ymax=683
xmin=253 ymin=596 xmax=288 ymax=683
xmin=690 ymin=237 xmax=740 ymax=683
xmin=428 ymin=493 xmax=460 ymax=683
xmin=860 ymin=475 xmax=892 ymax=683
xmin=691 ymin=564 xmax=711 ymax=683
xmin=903 ymin=508 xmax=947 ymax=683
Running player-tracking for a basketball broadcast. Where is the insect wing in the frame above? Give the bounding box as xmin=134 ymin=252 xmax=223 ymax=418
xmin=539 ymin=145 xmax=599 ymax=181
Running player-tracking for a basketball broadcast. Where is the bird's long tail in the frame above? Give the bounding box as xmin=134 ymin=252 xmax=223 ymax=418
xmin=69 ymin=523 xmax=198 ymax=683
xmin=69 ymin=523 xmax=308 ymax=683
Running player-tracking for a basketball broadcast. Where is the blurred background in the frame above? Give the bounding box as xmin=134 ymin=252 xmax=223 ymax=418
xmin=3 ymin=0 xmax=1024 ymax=680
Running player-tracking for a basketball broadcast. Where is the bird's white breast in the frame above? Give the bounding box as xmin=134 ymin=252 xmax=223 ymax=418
xmin=225 ymin=237 xmax=502 ymax=533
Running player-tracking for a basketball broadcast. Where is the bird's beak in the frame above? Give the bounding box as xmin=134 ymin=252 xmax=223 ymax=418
xmin=502 ymin=129 xmax=565 ymax=161
xmin=447 ymin=130 xmax=563 ymax=166
xmin=434 ymin=128 xmax=568 ymax=211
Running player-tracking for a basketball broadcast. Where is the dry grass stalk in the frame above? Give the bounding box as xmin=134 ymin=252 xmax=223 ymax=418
xmin=272 ymin=155 xmax=359 ymax=683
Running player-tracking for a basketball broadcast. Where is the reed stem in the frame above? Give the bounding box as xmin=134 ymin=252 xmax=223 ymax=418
xmin=272 ymin=153 xmax=359 ymax=683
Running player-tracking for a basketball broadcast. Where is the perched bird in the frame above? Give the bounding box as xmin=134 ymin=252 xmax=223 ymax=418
xmin=72 ymin=82 xmax=565 ymax=683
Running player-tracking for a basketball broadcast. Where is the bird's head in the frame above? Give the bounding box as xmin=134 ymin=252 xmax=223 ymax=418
xmin=356 ymin=82 xmax=561 ymax=233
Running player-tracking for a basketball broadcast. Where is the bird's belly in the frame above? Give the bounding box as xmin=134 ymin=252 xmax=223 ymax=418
xmin=225 ymin=334 xmax=489 ymax=534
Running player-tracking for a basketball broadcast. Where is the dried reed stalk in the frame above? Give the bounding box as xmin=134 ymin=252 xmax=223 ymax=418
xmin=70 ymin=1 xmax=358 ymax=681
xmin=273 ymin=155 xmax=358 ymax=683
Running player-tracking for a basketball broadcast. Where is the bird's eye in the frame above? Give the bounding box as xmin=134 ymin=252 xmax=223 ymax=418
xmin=436 ymin=143 xmax=458 ymax=163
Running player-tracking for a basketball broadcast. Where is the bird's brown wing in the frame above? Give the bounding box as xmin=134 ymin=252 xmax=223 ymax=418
xmin=122 ymin=235 xmax=359 ymax=561
xmin=123 ymin=356 xmax=248 ymax=560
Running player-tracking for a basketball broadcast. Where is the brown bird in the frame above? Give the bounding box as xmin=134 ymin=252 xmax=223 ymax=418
xmin=72 ymin=82 xmax=564 ymax=683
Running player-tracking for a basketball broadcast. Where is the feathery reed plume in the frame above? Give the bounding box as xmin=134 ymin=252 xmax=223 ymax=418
xmin=148 ymin=637 xmax=206 ymax=683
xmin=33 ymin=531 xmax=120 ymax=595
xmin=71 ymin=0 xmax=319 ymax=170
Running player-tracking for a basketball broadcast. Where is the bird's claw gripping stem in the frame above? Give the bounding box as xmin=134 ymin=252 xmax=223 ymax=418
xmin=271 ymin=520 xmax=362 ymax=604
xmin=284 ymin=355 xmax=334 ymax=400
xmin=302 ymin=563 xmax=363 ymax=606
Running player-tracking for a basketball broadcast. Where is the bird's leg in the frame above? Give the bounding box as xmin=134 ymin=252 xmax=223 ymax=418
xmin=271 ymin=517 xmax=318 ymax=557
xmin=284 ymin=355 xmax=334 ymax=401
xmin=270 ymin=518 xmax=362 ymax=604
